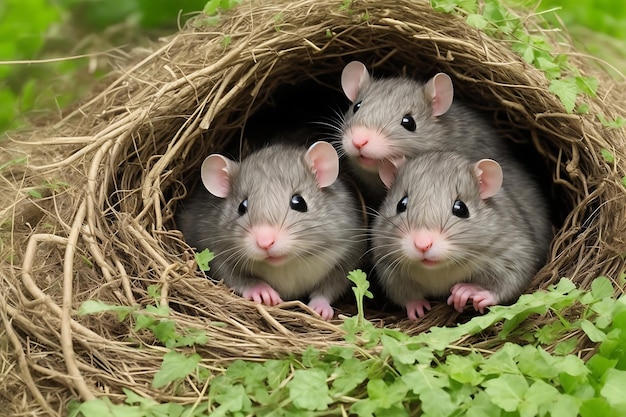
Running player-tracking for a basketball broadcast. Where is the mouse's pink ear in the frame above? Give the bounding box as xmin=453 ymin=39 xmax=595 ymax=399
xmin=201 ymin=154 xmax=237 ymax=198
xmin=379 ymin=156 xmax=406 ymax=189
xmin=304 ymin=141 xmax=339 ymax=188
xmin=341 ymin=61 xmax=370 ymax=102
xmin=474 ymin=159 xmax=502 ymax=199
xmin=425 ymin=73 xmax=454 ymax=117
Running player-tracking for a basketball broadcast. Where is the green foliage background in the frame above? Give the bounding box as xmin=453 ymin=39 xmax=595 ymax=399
xmin=0 ymin=0 xmax=207 ymax=134
xmin=0 ymin=0 xmax=625 ymax=135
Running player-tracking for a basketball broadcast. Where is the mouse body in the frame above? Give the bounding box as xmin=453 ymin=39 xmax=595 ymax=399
xmin=371 ymin=150 xmax=552 ymax=320
xmin=176 ymin=141 xmax=367 ymax=320
xmin=337 ymin=61 xmax=514 ymax=205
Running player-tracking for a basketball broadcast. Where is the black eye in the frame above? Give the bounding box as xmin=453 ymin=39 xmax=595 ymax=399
xmin=396 ymin=196 xmax=408 ymax=214
xmin=290 ymin=194 xmax=308 ymax=212
xmin=401 ymin=114 xmax=416 ymax=131
xmin=353 ymin=100 xmax=362 ymax=113
xmin=238 ymin=199 xmax=248 ymax=216
xmin=452 ymin=199 xmax=469 ymax=218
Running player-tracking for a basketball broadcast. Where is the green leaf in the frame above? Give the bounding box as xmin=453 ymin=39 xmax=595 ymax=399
xmin=549 ymin=78 xmax=578 ymax=113
xmin=599 ymin=114 xmax=626 ymax=129
xmin=480 ymin=344 xmax=522 ymax=376
xmin=601 ymin=369 xmax=626 ymax=406
xmin=212 ymin=384 xmax=251 ymax=416
xmin=421 ymin=387 xmax=458 ymax=417
xmin=28 ymin=189 xmax=43 ymax=199
xmin=552 ymin=395 xmax=580 ymax=417
xmin=173 ymin=328 xmax=209 ymax=347
xmin=287 ymin=369 xmax=332 ymax=411
xmin=554 ymin=338 xmax=578 ymax=355
xmin=600 ymin=148 xmax=615 ymax=163
xmin=581 ymin=319 xmax=606 ymax=342
xmin=520 ymin=380 xmax=560 ymax=417
xmin=366 ymin=378 xmax=410 ymax=409
xmin=446 ymin=353 xmax=483 ymax=385
xmin=152 ymin=351 xmax=201 ymax=388
xmin=466 ymin=391 xmax=502 ymax=417
xmin=381 ymin=334 xmax=434 ymax=365
xmin=0 ymin=156 xmax=27 ymax=172
xmin=153 ymin=320 xmax=177 ymax=346
xmin=401 ymin=365 xmax=449 ymax=395
xmin=147 ymin=284 xmax=162 ymax=300
xmin=466 ymin=14 xmax=488 ymax=29
xmin=330 ymin=357 xmax=370 ymax=395
xmin=78 ymin=300 xmax=135 ymax=321
xmin=575 ymin=75 xmax=598 ymax=97
xmin=591 ymin=276 xmax=615 ymax=300
xmin=482 ymin=374 xmax=529 ymax=412
xmin=195 ymin=248 xmax=214 ymax=272
xmin=554 ymin=354 xmax=589 ymax=378
xmin=430 ymin=0 xmax=458 ymax=13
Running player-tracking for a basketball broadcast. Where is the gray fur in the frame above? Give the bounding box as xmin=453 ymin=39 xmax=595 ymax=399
xmin=338 ymin=76 xmax=517 ymax=204
xmin=176 ymin=143 xmax=367 ymax=304
xmin=372 ymin=150 xmax=552 ymax=307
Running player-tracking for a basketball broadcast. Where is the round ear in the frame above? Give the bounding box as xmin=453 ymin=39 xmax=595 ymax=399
xmin=201 ymin=154 xmax=237 ymax=198
xmin=304 ymin=141 xmax=339 ymax=188
xmin=474 ymin=159 xmax=503 ymax=199
xmin=379 ymin=156 xmax=406 ymax=189
xmin=424 ymin=73 xmax=454 ymax=117
xmin=341 ymin=61 xmax=370 ymax=102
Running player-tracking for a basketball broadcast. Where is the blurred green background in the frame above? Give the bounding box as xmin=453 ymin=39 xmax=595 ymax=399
xmin=0 ymin=0 xmax=625 ymax=135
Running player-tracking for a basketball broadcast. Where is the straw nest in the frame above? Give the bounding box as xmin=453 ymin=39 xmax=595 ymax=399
xmin=2 ymin=0 xmax=626 ymax=414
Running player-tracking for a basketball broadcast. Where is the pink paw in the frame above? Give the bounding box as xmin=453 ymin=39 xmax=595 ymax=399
xmin=242 ymin=283 xmax=283 ymax=306
xmin=406 ymin=299 xmax=432 ymax=320
xmin=308 ymin=296 xmax=334 ymax=321
xmin=447 ymin=283 xmax=496 ymax=313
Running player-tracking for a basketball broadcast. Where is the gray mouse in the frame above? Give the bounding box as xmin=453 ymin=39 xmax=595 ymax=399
xmin=336 ymin=61 xmax=515 ymax=204
xmin=371 ymin=150 xmax=552 ymax=320
xmin=176 ymin=141 xmax=367 ymax=320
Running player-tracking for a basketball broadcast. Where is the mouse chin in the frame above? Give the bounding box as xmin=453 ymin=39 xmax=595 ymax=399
xmin=419 ymin=259 xmax=442 ymax=269
xmin=262 ymin=254 xmax=290 ymax=267
xmin=357 ymin=155 xmax=380 ymax=170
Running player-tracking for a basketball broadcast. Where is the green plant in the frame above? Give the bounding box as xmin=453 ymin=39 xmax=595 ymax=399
xmin=70 ymin=273 xmax=626 ymax=416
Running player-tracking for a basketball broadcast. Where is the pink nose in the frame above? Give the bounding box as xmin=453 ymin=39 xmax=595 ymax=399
xmin=254 ymin=225 xmax=276 ymax=250
xmin=413 ymin=235 xmax=433 ymax=252
xmin=352 ymin=135 xmax=368 ymax=149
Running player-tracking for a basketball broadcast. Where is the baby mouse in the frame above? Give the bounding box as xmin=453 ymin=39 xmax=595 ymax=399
xmin=371 ymin=151 xmax=551 ymax=320
xmin=176 ymin=141 xmax=367 ymax=320
xmin=337 ymin=61 xmax=514 ymax=204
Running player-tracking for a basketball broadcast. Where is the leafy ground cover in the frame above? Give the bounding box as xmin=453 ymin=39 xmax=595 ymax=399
xmin=71 ymin=270 xmax=626 ymax=416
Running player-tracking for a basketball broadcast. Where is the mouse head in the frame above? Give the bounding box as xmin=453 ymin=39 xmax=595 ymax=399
xmin=379 ymin=155 xmax=502 ymax=199
xmin=201 ymin=141 xmax=340 ymax=198
xmin=341 ymin=61 xmax=454 ymax=118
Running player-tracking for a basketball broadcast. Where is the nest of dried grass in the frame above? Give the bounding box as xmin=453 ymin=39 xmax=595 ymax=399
xmin=2 ymin=0 xmax=626 ymax=414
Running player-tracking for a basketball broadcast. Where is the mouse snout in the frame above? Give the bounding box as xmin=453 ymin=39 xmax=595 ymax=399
xmin=349 ymin=126 xmax=372 ymax=150
xmin=412 ymin=230 xmax=438 ymax=253
xmin=253 ymin=225 xmax=277 ymax=250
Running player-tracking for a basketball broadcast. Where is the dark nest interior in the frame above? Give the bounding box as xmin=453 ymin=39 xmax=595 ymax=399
xmin=2 ymin=0 xmax=626 ymax=414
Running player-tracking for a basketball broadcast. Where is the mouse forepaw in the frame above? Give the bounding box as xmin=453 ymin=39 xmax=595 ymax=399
xmin=308 ymin=296 xmax=335 ymax=321
xmin=405 ymin=299 xmax=432 ymax=321
xmin=242 ymin=283 xmax=283 ymax=306
xmin=448 ymin=283 xmax=496 ymax=313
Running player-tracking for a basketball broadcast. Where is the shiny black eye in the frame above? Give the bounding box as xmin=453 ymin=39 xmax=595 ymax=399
xmin=452 ymin=199 xmax=469 ymax=218
xmin=290 ymin=194 xmax=308 ymax=212
xmin=396 ymin=196 xmax=408 ymax=214
xmin=238 ymin=199 xmax=248 ymax=216
xmin=353 ymin=100 xmax=362 ymax=113
xmin=401 ymin=114 xmax=416 ymax=131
